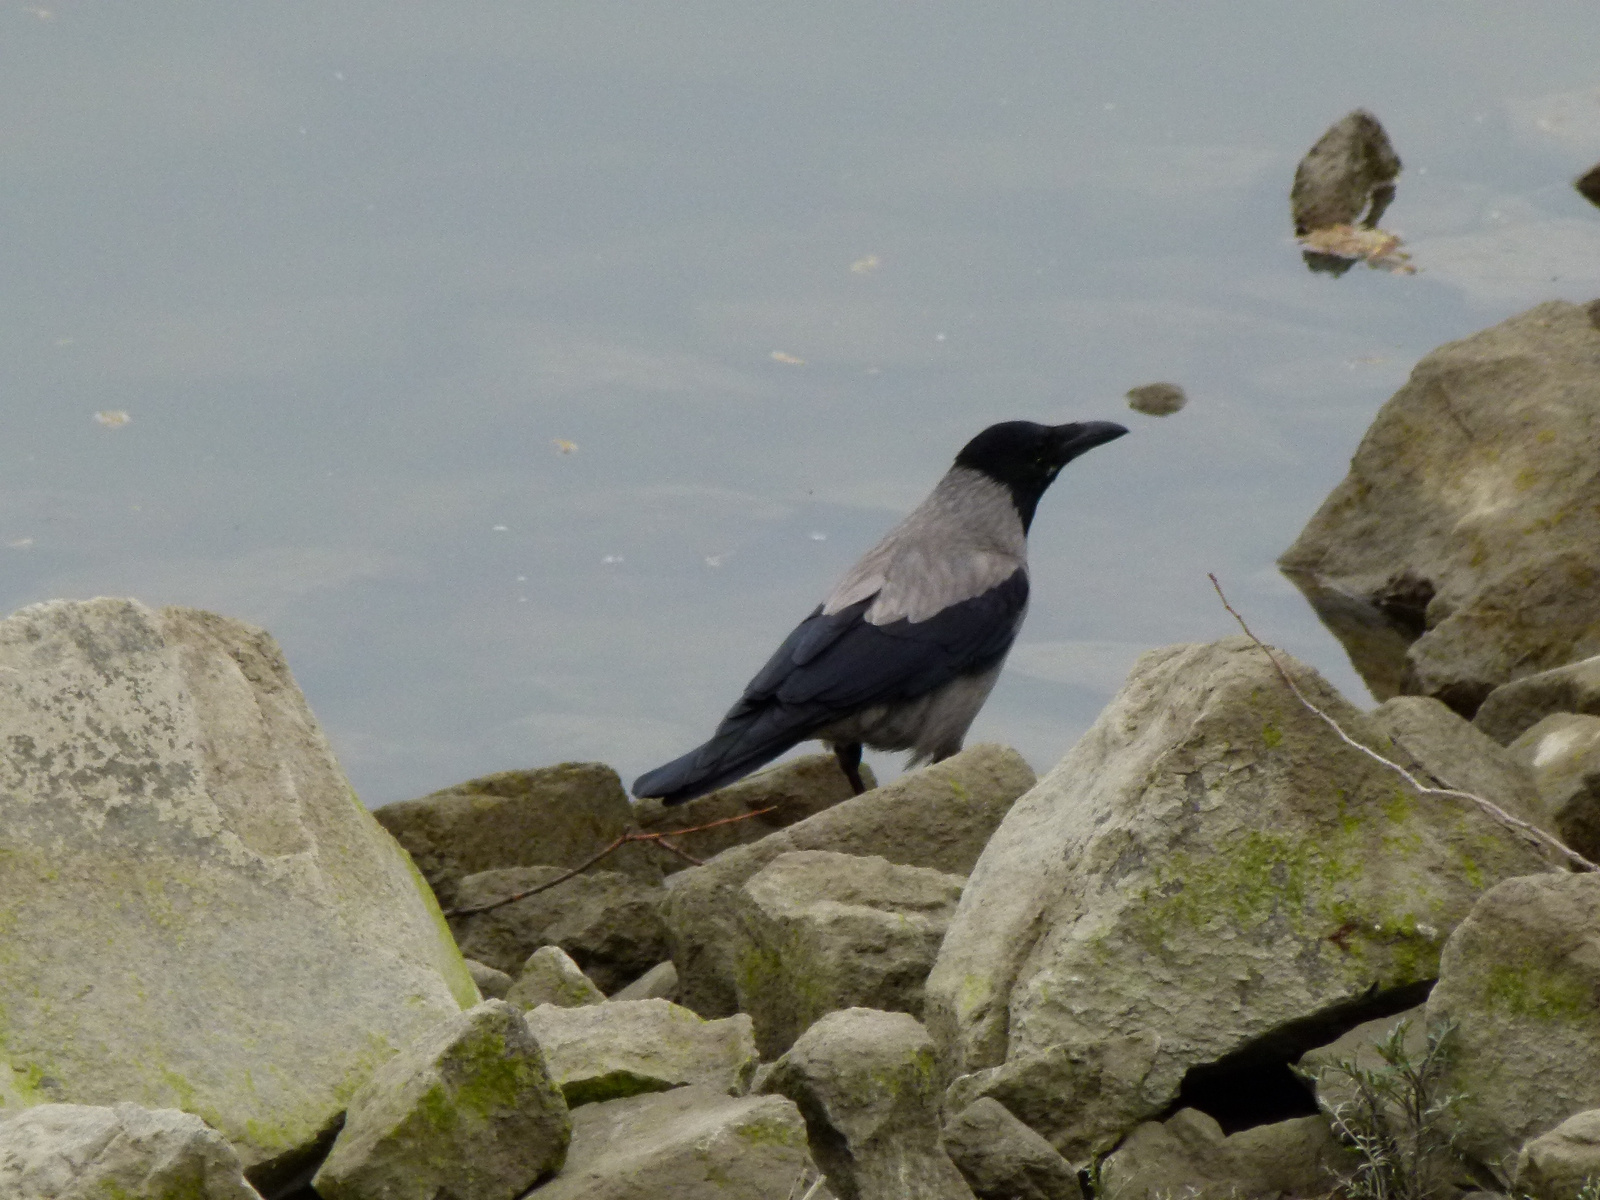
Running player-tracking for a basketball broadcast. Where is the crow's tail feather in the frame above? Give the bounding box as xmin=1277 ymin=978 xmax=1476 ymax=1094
xmin=632 ymin=703 xmax=819 ymax=805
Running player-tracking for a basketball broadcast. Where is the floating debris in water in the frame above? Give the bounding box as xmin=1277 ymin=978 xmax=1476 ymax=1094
xmin=770 ymin=351 xmax=805 ymax=365
xmin=602 ymin=554 xmax=623 ymax=564
xmin=94 ymin=410 xmax=131 ymax=427
xmin=808 ymin=531 xmax=827 ymax=541
xmin=1126 ymin=382 xmax=1187 ymax=417
xmin=553 ymin=439 xmax=578 ymax=454
xmin=849 ymin=254 xmax=881 ymax=274
xmin=492 ymin=525 xmax=508 ymax=532
xmin=704 ymin=554 xmax=726 ymax=567
xmin=1577 ymin=163 xmax=1600 ymax=209
xmin=1298 ymin=224 xmax=1415 ymax=274
xmin=1291 ymin=110 xmax=1410 ymax=277
xmin=7 ymin=538 xmax=34 ymax=550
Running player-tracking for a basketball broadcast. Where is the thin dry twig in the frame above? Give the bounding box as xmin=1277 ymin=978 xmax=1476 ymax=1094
xmin=443 ymin=805 xmax=780 ymax=917
xmin=1208 ymin=573 xmax=1597 ymax=873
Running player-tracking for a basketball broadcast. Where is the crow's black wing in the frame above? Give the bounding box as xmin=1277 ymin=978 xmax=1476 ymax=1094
xmin=633 ymin=569 xmax=1028 ymax=803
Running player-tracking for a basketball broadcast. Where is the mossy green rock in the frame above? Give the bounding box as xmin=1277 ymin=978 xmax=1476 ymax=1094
xmin=0 ymin=600 xmax=476 ymax=1184
xmin=763 ymin=1008 xmax=974 ymax=1200
xmin=1426 ymin=872 xmax=1600 ymax=1170
xmin=926 ymin=637 xmax=1553 ymax=1160
xmin=530 ymin=1085 xmax=809 ymax=1200
xmin=524 ymin=999 xmax=757 ymax=1108
xmin=506 ymin=945 xmax=606 ymax=1010
xmin=0 ymin=1101 xmax=262 ymax=1199
xmin=733 ymin=850 xmax=964 ymax=1058
xmin=313 ymin=1000 xmax=569 ymax=1200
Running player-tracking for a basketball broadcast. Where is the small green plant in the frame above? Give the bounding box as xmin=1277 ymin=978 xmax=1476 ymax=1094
xmin=1299 ymin=1019 xmax=1465 ymax=1200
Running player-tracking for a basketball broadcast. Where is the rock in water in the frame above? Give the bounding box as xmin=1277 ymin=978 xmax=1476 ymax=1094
xmin=1280 ymin=300 xmax=1600 ymax=717
xmin=0 ymin=1102 xmax=263 ymax=1200
xmin=763 ymin=1008 xmax=975 ymax=1200
xmin=1426 ymin=872 xmax=1600 ymax=1169
xmin=0 ymin=599 xmax=477 ymax=1187
xmin=530 ymin=1085 xmax=809 ymax=1200
xmin=312 ymin=1000 xmax=570 ymax=1200
xmin=925 ymin=638 xmax=1553 ymax=1161
xmin=1290 ymin=109 xmax=1401 ymax=235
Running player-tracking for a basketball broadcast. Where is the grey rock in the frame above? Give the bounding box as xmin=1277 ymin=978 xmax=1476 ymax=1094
xmin=1280 ymin=300 xmax=1600 ymax=717
xmin=943 ymin=1098 xmax=1081 ymax=1200
xmin=528 ymin=1085 xmax=810 ymax=1200
xmin=1517 ymin=1108 xmax=1600 ymax=1200
xmin=1099 ymin=1108 xmax=1357 ymax=1200
xmin=0 ymin=599 xmax=476 ymax=1183
xmin=764 ymin=1008 xmax=975 ymax=1200
xmin=507 ymin=946 xmax=606 ymax=1010
xmin=314 ymin=999 xmax=569 ymax=1200
xmin=1509 ymin=715 xmax=1600 ymax=863
xmin=926 ymin=638 xmax=1553 ymax=1161
xmin=633 ymin=753 xmax=873 ymax=875
xmin=1477 ymin=655 xmax=1600 ymax=746
xmin=465 ymin=958 xmax=513 ymax=1001
xmin=452 ymin=866 xmax=670 ymax=992
xmin=663 ymin=744 xmax=1035 ymax=1017
xmin=525 ymin=998 xmax=758 ymax=1107
xmin=610 ymin=960 xmax=678 ymax=1003
xmin=1296 ymin=1004 xmax=1429 ymax=1119
xmin=734 ymin=850 xmax=965 ymax=1057
xmin=1291 ymin=108 xmax=1402 ymax=234
xmin=375 ymin=763 xmax=661 ymax=907
xmin=1426 ymin=872 xmax=1600 ymax=1170
xmin=0 ymin=1102 xmax=262 ymax=1200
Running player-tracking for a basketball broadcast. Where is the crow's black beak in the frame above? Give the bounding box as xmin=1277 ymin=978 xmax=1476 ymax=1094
xmin=1049 ymin=420 xmax=1128 ymax=464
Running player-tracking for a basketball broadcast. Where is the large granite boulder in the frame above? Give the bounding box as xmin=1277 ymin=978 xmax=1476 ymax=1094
xmin=1476 ymin=654 xmax=1600 ymax=745
xmin=926 ymin=638 xmax=1553 ymax=1161
xmin=1098 ymin=1108 xmax=1357 ymax=1200
xmin=525 ymin=999 xmax=758 ymax=1107
xmin=0 ymin=1102 xmax=262 ymax=1200
xmin=763 ymin=1008 xmax=974 ymax=1200
xmin=733 ymin=850 xmax=965 ymax=1057
xmin=663 ymin=744 xmax=1035 ymax=1017
xmin=313 ymin=1000 xmax=570 ymax=1200
xmin=451 ymin=866 xmax=669 ymax=991
xmin=1280 ymin=299 xmax=1600 ymax=716
xmin=1425 ymin=872 xmax=1600 ymax=1170
xmin=0 ymin=599 xmax=475 ymax=1187
xmin=375 ymin=763 xmax=661 ymax=907
xmin=632 ymin=753 xmax=872 ymax=874
xmin=528 ymin=1085 xmax=810 ymax=1200
xmin=1508 ymin=715 xmax=1600 ymax=863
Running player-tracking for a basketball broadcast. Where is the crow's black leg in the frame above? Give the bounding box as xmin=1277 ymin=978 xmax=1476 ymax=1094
xmin=833 ymin=742 xmax=867 ymax=795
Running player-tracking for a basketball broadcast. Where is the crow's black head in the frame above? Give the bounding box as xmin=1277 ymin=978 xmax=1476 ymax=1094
xmin=954 ymin=419 xmax=1128 ymax=530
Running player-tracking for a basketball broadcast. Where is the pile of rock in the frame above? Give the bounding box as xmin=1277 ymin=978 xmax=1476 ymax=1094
xmin=5 ymin=299 xmax=1600 ymax=1200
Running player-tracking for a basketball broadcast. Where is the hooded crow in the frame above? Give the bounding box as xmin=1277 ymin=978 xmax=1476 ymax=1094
xmin=633 ymin=419 xmax=1128 ymax=805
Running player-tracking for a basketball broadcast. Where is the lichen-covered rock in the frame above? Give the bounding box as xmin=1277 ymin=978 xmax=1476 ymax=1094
xmin=0 ymin=599 xmax=475 ymax=1185
xmin=466 ymin=958 xmax=513 ymax=1001
xmin=452 ymin=867 xmax=670 ymax=991
xmin=633 ymin=753 xmax=872 ymax=874
xmin=1516 ymin=1109 xmax=1600 ymax=1200
xmin=1509 ymin=715 xmax=1600 ymax=863
xmin=610 ymin=960 xmax=678 ymax=1003
xmin=734 ymin=850 xmax=964 ymax=1057
xmin=1477 ymin=655 xmax=1600 ymax=746
xmin=764 ymin=1008 xmax=974 ymax=1200
xmin=1280 ymin=300 xmax=1600 ymax=716
xmin=926 ymin=638 xmax=1553 ymax=1161
xmin=313 ymin=999 xmax=569 ymax=1200
xmin=528 ymin=1085 xmax=810 ymax=1200
xmin=0 ymin=1102 xmax=262 ymax=1200
xmin=1426 ymin=872 xmax=1600 ymax=1170
xmin=375 ymin=763 xmax=661 ymax=907
xmin=525 ymin=999 xmax=757 ymax=1107
xmin=664 ymin=744 xmax=1034 ymax=1018
xmin=1290 ymin=108 xmax=1401 ymax=234
xmin=1099 ymin=1108 xmax=1357 ymax=1200
xmin=942 ymin=1098 xmax=1081 ymax=1200
xmin=507 ymin=946 xmax=607 ymax=1010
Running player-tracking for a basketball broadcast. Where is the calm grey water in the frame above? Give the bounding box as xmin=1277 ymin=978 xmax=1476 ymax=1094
xmin=6 ymin=4 xmax=1600 ymax=805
